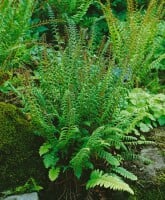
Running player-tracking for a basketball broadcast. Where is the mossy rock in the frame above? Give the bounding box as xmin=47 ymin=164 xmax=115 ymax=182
xmin=0 ymin=102 xmax=47 ymax=192
xmin=127 ymin=128 xmax=165 ymax=200
xmin=128 ymin=171 xmax=165 ymax=200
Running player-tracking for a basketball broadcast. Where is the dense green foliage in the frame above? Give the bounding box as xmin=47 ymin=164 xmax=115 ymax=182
xmin=0 ymin=0 xmax=36 ymax=69
xmin=99 ymin=0 xmax=164 ymax=86
xmin=112 ymin=88 xmax=165 ymax=136
xmin=21 ymin=24 xmax=138 ymax=194
xmin=0 ymin=0 xmax=164 ymax=199
xmin=19 ymin=1 xmax=162 ymax=194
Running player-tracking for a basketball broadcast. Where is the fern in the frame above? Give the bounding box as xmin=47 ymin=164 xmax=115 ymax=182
xmin=48 ymin=167 xmax=60 ymax=181
xmin=98 ymin=0 xmax=164 ymax=86
xmin=57 ymin=126 xmax=80 ymax=150
xmin=47 ymin=3 xmax=61 ymax=48
xmin=72 ymin=0 xmax=93 ymax=23
xmin=0 ymin=0 xmax=36 ymax=69
xmin=97 ymin=150 xmax=120 ymax=166
xmin=43 ymin=152 xmax=59 ymax=169
xmin=112 ymin=167 xmax=137 ymax=181
xmin=17 ymin=3 xmax=163 ymax=195
xmin=48 ymin=0 xmax=93 ymax=23
xmin=86 ymin=169 xmax=134 ymax=194
xmin=70 ymin=148 xmax=93 ymax=178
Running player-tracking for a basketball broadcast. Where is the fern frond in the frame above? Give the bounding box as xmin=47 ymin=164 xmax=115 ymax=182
xmin=86 ymin=169 xmax=134 ymax=194
xmin=66 ymin=17 xmax=78 ymax=55
xmin=72 ymin=0 xmax=93 ymax=23
xmin=97 ymin=150 xmax=120 ymax=166
xmin=124 ymin=140 xmax=155 ymax=146
xmin=57 ymin=126 xmax=80 ymax=150
xmin=122 ymin=151 xmax=139 ymax=161
xmin=61 ymin=89 xmax=77 ymax=126
xmin=47 ymin=3 xmax=61 ymax=48
xmin=112 ymin=167 xmax=137 ymax=181
xmin=48 ymin=167 xmax=60 ymax=181
xmin=70 ymin=147 xmax=93 ymax=178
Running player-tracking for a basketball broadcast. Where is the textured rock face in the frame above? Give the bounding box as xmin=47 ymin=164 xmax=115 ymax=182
xmin=1 ymin=192 xmax=39 ymax=200
xmin=0 ymin=102 xmax=47 ymax=192
xmin=140 ymin=147 xmax=165 ymax=177
xmin=139 ymin=127 xmax=165 ymax=179
xmin=128 ymin=127 xmax=165 ymax=200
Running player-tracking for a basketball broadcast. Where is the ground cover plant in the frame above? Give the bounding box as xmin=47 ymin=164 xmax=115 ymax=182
xmin=0 ymin=0 xmax=164 ymax=199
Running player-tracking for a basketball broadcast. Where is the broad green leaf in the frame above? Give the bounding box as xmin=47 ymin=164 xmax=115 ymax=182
xmin=39 ymin=143 xmax=52 ymax=156
xmin=48 ymin=167 xmax=60 ymax=182
xmin=43 ymin=154 xmax=58 ymax=169
xmin=158 ymin=115 xmax=165 ymax=126
xmin=139 ymin=122 xmax=150 ymax=132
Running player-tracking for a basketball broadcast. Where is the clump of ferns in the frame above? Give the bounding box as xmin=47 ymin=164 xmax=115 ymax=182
xmin=0 ymin=0 xmax=38 ymax=69
xmin=98 ymin=0 xmax=164 ymax=87
xmin=22 ymin=82 xmax=153 ymax=197
xmin=20 ymin=11 xmax=155 ymax=197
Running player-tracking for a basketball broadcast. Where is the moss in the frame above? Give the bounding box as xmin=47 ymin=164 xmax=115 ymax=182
xmin=0 ymin=70 xmax=10 ymax=85
xmin=0 ymin=102 xmax=47 ymax=192
xmin=150 ymin=127 xmax=165 ymax=157
xmin=128 ymin=174 xmax=165 ymax=200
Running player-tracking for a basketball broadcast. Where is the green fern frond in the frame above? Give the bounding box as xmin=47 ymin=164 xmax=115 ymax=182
xmin=121 ymin=135 xmax=138 ymax=141
xmin=57 ymin=126 xmax=80 ymax=150
xmin=112 ymin=167 xmax=137 ymax=181
xmin=61 ymin=90 xmax=77 ymax=126
xmin=47 ymin=3 xmax=61 ymax=48
xmin=66 ymin=18 xmax=78 ymax=54
xmin=86 ymin=169 xmax=134 ymax=194
xmin=70 ymin=147 xmax=93 ymax=178
xmin=48 ymin=167 xmax=60 ymax=181
xmin=124 ymin=140 xmax=155 ymax=146
xmin=122 ymin=151 xmax=139 ymax=161
xmin=72 ymin=0 xmax=93 ymax=23
xmin=97 ymin=150 xmax=120 ymax=166
xmin=43 ymin=152 xmax=59 ymax=169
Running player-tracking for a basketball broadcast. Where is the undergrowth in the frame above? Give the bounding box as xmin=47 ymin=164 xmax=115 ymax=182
xmin=1 ymin=0 xmax=164 ymax=198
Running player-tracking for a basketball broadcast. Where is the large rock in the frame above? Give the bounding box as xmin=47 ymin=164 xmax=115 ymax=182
xmin=0 ymin=102 xmax=47 ymax=192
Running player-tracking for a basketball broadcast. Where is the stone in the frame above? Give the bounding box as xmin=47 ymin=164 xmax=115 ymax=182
xmin=1 ymin=192 xmax=39 ymax=200
xmin=140 ymin=147 xmax=165 ymax=177
xmin=126 ymin=128 xmax=165 ymax=200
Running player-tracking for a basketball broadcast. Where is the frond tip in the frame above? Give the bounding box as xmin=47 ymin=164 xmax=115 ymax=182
xmin=86 ymin=169 xmax=134 ymax=194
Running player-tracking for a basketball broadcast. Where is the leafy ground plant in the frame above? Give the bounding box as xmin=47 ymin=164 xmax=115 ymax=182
xmin=1 ymin=178 xmax=43 ymax=197
xmin=111 ymin=88 xmax=165 ymax=140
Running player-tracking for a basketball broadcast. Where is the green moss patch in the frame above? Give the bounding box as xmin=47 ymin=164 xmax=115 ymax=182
xmin=0 ymin=102 xmax=47 ymax=192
